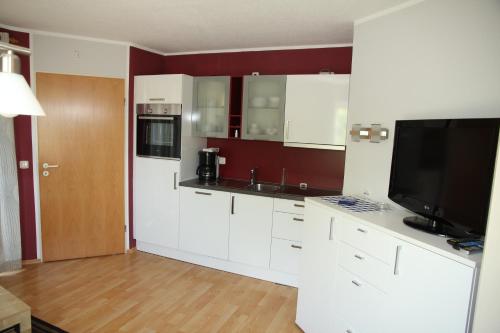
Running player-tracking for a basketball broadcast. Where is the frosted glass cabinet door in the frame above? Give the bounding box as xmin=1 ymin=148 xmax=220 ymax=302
xmin=242 ymin=75 xmax=286 ymax=141
xmin=192 ymin=76 xmax=230 ymax=138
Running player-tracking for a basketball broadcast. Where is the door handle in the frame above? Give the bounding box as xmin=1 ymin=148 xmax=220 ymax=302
xmin=231 ymin=196 xmax=235 ymax=215
xmin=42 ymin=163 xmax=59 ymax=169
xmin=195 ymin=191 xmax=212 ymax=196
xmin=329 ymin=217 xmax=334 ymax=240
xmin=394 ymin=245 xmax=402 ymax=275
xmin=173 ymin=172 xmax=178 ymax=190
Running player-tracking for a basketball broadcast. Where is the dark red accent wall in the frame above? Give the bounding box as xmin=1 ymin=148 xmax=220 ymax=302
xmin=0 ymin=28 xmax=37 ymax=260
xmin=163 ymin=47 xmax=352 ymax=189
xmin=128 ymin=47 xmax=165 ymax=248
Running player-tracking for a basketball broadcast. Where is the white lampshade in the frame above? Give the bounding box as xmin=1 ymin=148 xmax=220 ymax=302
xmin=0 ymin=72 xmax=45 ymax=118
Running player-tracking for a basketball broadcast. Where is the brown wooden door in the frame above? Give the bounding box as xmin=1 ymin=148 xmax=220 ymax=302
xmin=37 ymin=73 xmax=125 ymax=262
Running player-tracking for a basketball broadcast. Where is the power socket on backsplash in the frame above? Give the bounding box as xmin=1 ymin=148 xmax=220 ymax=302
xmin=299 ymin=183 xmax=308 ymax=190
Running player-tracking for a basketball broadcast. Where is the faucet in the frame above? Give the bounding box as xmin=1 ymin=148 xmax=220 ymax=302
xmin=250 ymin=168 xmax=257 ymax=185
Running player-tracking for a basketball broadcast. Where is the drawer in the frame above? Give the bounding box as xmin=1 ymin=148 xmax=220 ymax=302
xmin=338 ymin=216 xmax=396 ymax=265
xmin=335 ymin=267 xmax=388 ymax=333
xmin=338 ymin=242 xmax=393 ymax=293
xmin=272 ymin=212 xmax=303 ymax=241
xmin=274 ymin=198 xmax=305 ymax=214
xmin=270 ymin=238 xmax=302 ymax=275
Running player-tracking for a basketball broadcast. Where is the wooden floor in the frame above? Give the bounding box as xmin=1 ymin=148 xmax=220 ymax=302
xmin=0 ymin=251 xmax=302 ymax=333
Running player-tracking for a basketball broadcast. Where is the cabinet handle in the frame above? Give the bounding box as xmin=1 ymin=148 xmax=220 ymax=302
xmin=195 ymin=191 xmax=212 ymax=196
xmin=173 ymin=172 xmax=177 ymax=190
xmin=286 ymin=120 xmax=291 ymax=140
xmin=351 ymin=280 xmax=361 ymax=287
xmin=293 ymin=203 xmax=305 ymax=208
xmin=329 ymin=217 xmax=334 ymax=240
xmin=291 ymin=244 xmax=302 ymax=249
xmin=357 ymin=227 xmax=367 ymax=233
xmin=354 ymin=254 xmax=364 ymax=260
xmin=292 ymin=217 xmax=304 ymax=222
xmin=346 ymin=330 xmax=353 ymax=333
xmin=394 ymin=245 xmax=402 ymax=275
xmin=231 ymin=196 xmax=235 ymax=215
xmin=149 ymin=97 xmax=165 ymax=101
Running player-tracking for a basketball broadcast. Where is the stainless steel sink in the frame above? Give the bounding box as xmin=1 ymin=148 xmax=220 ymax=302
xmin=246 ymin=183 xmax=281 ymax=192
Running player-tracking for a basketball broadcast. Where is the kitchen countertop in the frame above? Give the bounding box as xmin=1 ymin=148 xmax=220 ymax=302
xmin=179 ymin=178 xmax=341 ymax=201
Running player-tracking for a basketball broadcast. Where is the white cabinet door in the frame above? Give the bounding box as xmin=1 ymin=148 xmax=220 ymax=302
xmin=229 ymin=193 xmax=273 ymax=268
xmin=388 ymin=241 xmax=475 ymax=333
xmin=296 ymin=203 xmax=338 ymax=333
xmin=284 ymin=74 xmax=349 ymax=148
xmin=179 ymin=187 xmax=230 ymax=259
xmin=134 ymin=75 xmax=183 ymax=104
xmin=134 ymin=157 xmax=180 ymax=248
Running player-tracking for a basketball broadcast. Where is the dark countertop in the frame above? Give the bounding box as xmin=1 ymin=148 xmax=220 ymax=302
xmin=179 ymin=178 xmax=341 ymax=201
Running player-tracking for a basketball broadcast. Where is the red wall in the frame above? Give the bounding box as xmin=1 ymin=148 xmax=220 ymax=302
xmin=163 ymin=47 xmax=352 ymax=189
xmin=128 ymin=47 xmax=165 ymax=248
xmin=0 ymin=28 xmax=37 ymax=260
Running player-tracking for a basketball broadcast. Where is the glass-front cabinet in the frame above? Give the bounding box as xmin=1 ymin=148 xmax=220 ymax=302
xmin=192 ymin=76 xmax=230 ymax=138
xmin=241 ymin=75 xmax=286 ymax=141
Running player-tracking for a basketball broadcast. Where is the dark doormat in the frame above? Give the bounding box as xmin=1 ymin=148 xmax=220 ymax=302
xmin=32 ymin=316 xmax=68 ymax=333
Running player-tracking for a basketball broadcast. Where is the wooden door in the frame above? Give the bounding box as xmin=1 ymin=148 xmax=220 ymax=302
xmin=37 ymin=73 xmax=125 ymax=262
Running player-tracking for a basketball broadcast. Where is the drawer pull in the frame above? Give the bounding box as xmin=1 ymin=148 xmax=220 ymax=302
xmin=346 ymin=330 xmax=353 ymax=333
xmin=231 ymin=196 xmax=235 ymax=215
xmin=329 ymin=217 xmax=335 ymax=240
xmin=292 ymin=217 xmax=304 ymax=222
xmin=394 ymin=245 xmax=402 ymax=275
xmin=351 ymin=280 xmax=361 ymax=287
xmin=357 ymin=227 xmax=367 ymax=233
xmin=291 ymin=244 xmax=302 ymax=249
xmin=293 ymin=203 xmax=305 ymax=208
xmin=149 ymin=97 xmax=165 ymax=101
xmin=195 ymin=191 xmax=212 ymax=196
xmin=354 ymin=254 xmax=364 ymax=260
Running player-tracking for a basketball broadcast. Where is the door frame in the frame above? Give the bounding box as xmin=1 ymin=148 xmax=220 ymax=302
xmin=29 ymin=40 xmax=130 ymax=260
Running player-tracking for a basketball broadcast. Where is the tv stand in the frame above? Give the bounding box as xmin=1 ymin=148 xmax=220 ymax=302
xmin=403 ymin=216 xmax=470 ymax=238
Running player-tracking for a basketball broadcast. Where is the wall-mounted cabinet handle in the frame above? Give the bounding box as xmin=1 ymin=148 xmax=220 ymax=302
xmin=195 ymin=191 xmax=212 ymax=196
xmin=394 ymin=245 xmax=402 ymax=275
xmin=173 ymin=172 xmax=177 ymax=190
xmin=329 ymin=217 xmax=334 ymax=240
xmin=149 ymin=97 xmax=165 ymax=101
xmin=294 ymin=204 xmax=305 ymax=208
xmin=351 ymin=280 xmax=361 ymax=287
xmin=357 ymin=228 xmax=367 ymax=233
xmin=231 ymin=196 xmax=235 ymax=215
xmin=354 ymin=254 xmax=364 ymax=260
xmin=292 ymin=218 xmax=304 ymax=222
xmin=291 ymin=244 xmax=302 ymax=249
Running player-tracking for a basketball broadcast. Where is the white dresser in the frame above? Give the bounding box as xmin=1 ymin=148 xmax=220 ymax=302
xmin=296 ymin=197 xmax=481 ymax=333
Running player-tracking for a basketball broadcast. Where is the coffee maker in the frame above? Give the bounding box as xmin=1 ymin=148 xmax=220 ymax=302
xmin=196 ymin=148 xmax=219 ymax=182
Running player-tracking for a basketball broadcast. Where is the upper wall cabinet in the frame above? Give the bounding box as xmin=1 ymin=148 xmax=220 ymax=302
xmin=284 ymin=74 xmax=350 ymax=150
xmin=134 ymin=74 xmax=184 ymax=104
xmin=192 ymin=76 xmax=230 ymax=138
xmin=242 ymin=75 xmax=286 ymax=142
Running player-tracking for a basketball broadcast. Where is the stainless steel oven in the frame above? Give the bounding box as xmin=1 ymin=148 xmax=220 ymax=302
xmin=136 ymin=103 xmax=182 ymax=159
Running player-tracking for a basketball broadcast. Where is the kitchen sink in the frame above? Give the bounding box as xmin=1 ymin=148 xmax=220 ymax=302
xmin=246 ymin=183 xmax=281 ymax=192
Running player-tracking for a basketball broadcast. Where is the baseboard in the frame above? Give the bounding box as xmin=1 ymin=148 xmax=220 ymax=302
xmin=126 ymin=247 xmax=137 ymax=254
xmin=136 ymin=241 xmax=298 ymax=287
xmin=22 ymin=259 xmax=41 ymax=265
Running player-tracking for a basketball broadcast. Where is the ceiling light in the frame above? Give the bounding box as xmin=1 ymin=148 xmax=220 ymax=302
xmin=0 ymin=41 xmax=45 ymax=118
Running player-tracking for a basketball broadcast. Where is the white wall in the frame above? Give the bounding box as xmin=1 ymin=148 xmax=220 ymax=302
xmin=344 ymin=0 xmax=500 ymax=202
xmin=474 ymin=136 xmax=500 ymax=333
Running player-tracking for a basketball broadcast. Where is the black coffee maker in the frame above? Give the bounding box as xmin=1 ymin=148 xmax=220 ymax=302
xmin=196 ymin=149 xmax=219 ymax=182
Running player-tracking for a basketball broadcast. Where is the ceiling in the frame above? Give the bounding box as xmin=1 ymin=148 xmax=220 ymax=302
xmin=0 ymin=0 xmax=408 ymax=53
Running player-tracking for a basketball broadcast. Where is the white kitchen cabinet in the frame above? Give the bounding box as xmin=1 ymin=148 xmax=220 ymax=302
xmin=134 ymin=74 xmax=184 ymax=104
xmin=296 ymin=202 xmax=338 ymax=333
xmin=284 ymin=74 xmax=349 ymax=150
xmin=179 ymin=187 xmax=231 ymax=259
xmin=134 ymin=157 xmax=180 ymax=249
xmin=387 ymin=241 xmax=475 ymax=333
xmin=229 ymin=193 xmax=274 ymax=268
xmin=270 ymin=238 xmax=302 ymax=275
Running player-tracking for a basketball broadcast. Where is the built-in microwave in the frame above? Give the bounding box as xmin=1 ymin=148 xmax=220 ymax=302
xmin=136 ymin=103 xmax=182 ymax=159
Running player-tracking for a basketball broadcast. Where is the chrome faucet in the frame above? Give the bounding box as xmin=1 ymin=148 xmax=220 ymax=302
xmin=250 ymin=168 xmax=257 ymax=185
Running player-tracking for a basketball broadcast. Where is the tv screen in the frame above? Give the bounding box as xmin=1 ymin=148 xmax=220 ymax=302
xmin=388 ymin=119 xmax=499 ymax=237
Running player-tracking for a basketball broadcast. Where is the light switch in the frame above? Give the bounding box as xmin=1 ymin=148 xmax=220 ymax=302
xmin=19 ymin=160 xmax=30 ymax=169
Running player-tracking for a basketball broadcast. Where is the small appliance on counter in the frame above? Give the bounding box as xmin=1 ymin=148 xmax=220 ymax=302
xmin=196 ymin=148 xmax=220 ymax=182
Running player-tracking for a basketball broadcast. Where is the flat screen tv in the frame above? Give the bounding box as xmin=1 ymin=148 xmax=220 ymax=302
xmin=388 ymin=118 xmax=500 ymax=238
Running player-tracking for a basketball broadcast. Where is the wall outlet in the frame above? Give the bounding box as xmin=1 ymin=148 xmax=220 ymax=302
xmin=218 ymin=156 xmax=226 ymax=165
xmin=299 ymin=183 xmax=308 ymax=190
xmin=19 ymin=160 xmax=30 ymax=169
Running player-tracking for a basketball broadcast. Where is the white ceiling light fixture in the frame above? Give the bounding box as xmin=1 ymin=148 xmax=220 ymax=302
xmin=0 ymin=41 xmax=45 ymax=118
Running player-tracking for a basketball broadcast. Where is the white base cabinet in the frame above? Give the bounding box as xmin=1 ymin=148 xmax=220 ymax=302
xmin=179 ymin=187 xmax=230 ymax=259
xmin=297 ymin=198 xmax=480 ymax=333
xmin=134 ymin=157 xmax=180 ymax=249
